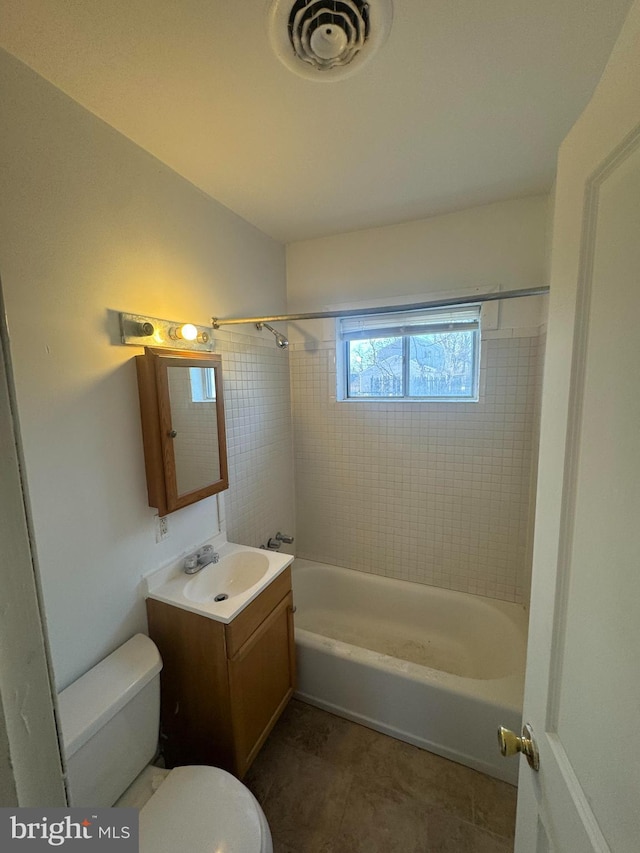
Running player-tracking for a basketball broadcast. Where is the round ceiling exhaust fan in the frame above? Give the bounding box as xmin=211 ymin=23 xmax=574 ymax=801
xmin=268 ymin=0 xmax=393 ymax=81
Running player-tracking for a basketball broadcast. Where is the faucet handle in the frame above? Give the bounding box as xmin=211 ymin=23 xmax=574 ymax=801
xmin=198 ymin=545 xmax=219 ymax=565
xmin=276 ymin=532 xmax=294 ymax=544
xmin=183 ymin=554 xmax=199 ymax=572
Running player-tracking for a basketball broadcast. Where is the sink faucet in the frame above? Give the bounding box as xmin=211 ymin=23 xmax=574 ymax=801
xmin=183 ymin=545 xmax=220 ymax=574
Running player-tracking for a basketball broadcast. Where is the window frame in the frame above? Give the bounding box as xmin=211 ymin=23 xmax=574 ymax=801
xmin=336 ymin=305 xmax=481 ymax=403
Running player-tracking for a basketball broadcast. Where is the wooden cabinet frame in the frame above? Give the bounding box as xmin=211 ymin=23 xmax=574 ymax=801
xmin=136 ymin=347 xmax=229 ymax=517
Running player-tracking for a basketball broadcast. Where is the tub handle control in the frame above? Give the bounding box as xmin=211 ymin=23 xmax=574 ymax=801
xmin=497 ymin=723 xmax=539 ymax=771
xmin=276 ymin=532 xmax=294 ymax=544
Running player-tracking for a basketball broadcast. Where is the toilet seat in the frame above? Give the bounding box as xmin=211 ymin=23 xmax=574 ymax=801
xmin=139 ymin=765 xmax=270 ymax=853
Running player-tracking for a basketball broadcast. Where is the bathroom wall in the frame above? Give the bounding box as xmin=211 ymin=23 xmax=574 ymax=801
xmin=286 ymin=196 xmax=549 ymax=604
xmin=214 ymin=328 xmax=294 ymax=549
xmin=287 ymin=195 xmax=549 ymax=321
xmin=0 ymin=49 xmax=293 ymax=690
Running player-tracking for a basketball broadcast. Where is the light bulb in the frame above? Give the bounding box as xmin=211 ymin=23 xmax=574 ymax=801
xmin=180 ymin=323 xmax=198 ymax=341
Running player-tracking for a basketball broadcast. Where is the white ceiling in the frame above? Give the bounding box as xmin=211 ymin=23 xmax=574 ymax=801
xmin=0 ymin=1 xmax=633 ymax=243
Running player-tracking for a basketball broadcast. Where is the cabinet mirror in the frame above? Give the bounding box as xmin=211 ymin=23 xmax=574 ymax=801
xmin=136 ymin=347 xmax=228 ymax=516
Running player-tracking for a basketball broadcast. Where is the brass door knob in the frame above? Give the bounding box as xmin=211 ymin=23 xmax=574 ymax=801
xmin=497 ymin=723 xmax=540 ymax=771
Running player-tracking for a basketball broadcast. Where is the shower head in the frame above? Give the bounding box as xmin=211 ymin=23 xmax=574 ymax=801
xmin=257 ymin=322 xmax=289 ymax=349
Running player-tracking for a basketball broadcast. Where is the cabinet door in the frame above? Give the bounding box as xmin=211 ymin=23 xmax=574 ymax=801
xmin=228 ymin=591 xmax=295 ymax=777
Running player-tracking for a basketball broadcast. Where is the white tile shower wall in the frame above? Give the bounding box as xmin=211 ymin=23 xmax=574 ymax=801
xmin=290 ymin=332 xmax=545 ymax=603
xmin=214 ymin=329 xmax=295 ymax=549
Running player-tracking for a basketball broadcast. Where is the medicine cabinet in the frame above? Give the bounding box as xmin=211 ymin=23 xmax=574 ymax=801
xmin=136 ymin=347 xmax=228 ymax=516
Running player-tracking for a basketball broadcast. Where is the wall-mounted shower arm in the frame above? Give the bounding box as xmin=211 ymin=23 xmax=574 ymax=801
xmin=256 ymin=322 xmax=289 ymax=349
xmin=212 ymin=286 xmax=550 ymax=328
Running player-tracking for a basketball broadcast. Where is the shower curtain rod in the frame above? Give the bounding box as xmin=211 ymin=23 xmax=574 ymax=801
xmin=211 ymin=286 xmax=549 ymax=328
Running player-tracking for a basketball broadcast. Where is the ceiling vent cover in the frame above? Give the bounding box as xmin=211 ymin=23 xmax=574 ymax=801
xmin=269 ymin=0 xmax=393 ymax=81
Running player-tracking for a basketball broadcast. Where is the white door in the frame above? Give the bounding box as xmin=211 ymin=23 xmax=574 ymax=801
xmin=511 ymin=3 xmax=640 ymax=851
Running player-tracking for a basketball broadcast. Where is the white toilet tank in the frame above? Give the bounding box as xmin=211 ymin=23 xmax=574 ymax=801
xmin=57 ymin=634 xmax=162 ymax=807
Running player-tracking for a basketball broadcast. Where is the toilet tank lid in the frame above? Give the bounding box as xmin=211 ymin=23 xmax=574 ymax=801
xmin=58 ymin=634 xmax=162 ymax=758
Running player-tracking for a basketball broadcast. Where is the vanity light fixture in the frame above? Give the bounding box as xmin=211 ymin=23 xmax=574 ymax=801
xmin=120 ymin=312 xmax=214 ymax=351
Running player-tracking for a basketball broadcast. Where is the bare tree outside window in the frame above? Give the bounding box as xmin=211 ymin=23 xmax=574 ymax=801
xmin=340 ymin=305 xmax=480 ymax=401
xmin=346 ymin=330 xmax=477 ymax=400
xmin=408 ymin=331 xmax=475 ymax=397
xmin=348 ymin=337 xmax=402 ymax=396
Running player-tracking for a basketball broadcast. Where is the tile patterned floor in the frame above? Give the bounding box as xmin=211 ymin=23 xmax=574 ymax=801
xmin=245 ymin=700 xmax=516 ymax=853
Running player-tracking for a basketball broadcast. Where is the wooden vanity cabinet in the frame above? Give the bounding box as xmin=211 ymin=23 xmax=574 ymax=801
xmin=146 ymin=567 xmax=295 ymax=779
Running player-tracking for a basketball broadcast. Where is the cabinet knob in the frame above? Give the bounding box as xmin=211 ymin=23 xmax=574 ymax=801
xmin=168 ymin=429 xmax=177 ymax=438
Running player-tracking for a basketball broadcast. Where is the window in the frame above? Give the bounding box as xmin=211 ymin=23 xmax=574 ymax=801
xmin=338 ymin=305 xmax=480 ymax=401
xmin=189 ymin=367 xmax=217 ymax=402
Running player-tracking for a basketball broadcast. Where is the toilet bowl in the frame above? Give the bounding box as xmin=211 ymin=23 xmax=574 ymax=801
xmin=137 ymin=766 xmax=270 ymax=853
xmin=57 ymin=634 xmax=272 ymax=853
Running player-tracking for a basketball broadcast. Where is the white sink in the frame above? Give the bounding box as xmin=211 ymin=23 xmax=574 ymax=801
xmin=144 ymin=540 xmax=294 ymax=624
xmin=184 ymin=551 xmax=270 ymax=603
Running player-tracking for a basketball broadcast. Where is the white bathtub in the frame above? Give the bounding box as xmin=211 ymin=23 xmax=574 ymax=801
xmin=292 ymin=559 xmax=528 ymax=784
